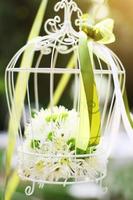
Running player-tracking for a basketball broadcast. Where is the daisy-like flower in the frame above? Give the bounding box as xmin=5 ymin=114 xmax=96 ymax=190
xmin=24 ymin=106 xmax=79 ymax=152
xmin=19 ymin=106 xmax=106 ymax=183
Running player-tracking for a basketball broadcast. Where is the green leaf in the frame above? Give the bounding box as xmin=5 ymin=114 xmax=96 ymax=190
xmin=31 ymin=139 xmax=41 ymax=149
xmin=47 ymin=132 xmax=53 ymax=141
xmin=67 ymin=138 xmax=76 ymax=151
xmin=76 ymin=32 xmax=101 ymax=150
xmin=6 ymin=0 xmax=48 ymax=177
xmin=4 ymin=171 xmax=19 ymax=200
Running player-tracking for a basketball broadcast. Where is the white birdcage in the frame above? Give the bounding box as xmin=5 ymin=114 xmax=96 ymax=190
xmin=5 ymin=0 xmax=133 ymax=196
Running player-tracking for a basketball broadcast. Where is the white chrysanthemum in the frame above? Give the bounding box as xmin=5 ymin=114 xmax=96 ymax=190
xmin=24 ymin=106 xmax=79 ymax=144
xmin=25 ymin=109 xmax=52 ymax=140
xmin=19 ymin=106 xmax=106 ymax=183
xmin=55 ymin=109 xmax=79 ymax=140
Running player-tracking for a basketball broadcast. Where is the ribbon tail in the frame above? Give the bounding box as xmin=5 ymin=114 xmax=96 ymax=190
xmin=76 ymin=32 xmax=101 ymax=151
xmin=76 ymin=76 xmax=91 ymax=150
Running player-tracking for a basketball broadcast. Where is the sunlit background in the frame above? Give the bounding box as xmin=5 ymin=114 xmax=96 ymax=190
xmin=0 ymin=0 xmax=133 ymax=199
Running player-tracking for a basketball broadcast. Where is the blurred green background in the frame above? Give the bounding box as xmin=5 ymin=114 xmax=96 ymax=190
xmin=0 ymin=0 xmax=133 ymax=199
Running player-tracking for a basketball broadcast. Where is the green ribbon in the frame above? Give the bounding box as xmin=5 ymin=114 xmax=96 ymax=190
xmin=81 ymin=14 xmax=115 ymax=44
xmin=76 ymin=15 xmax=116 ymax=151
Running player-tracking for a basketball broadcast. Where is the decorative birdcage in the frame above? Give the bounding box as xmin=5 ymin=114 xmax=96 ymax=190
xmin=5 ymin=0 xmax=132 ymax=196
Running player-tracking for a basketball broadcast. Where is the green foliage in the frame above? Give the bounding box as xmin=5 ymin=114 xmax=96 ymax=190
xmin=31 ymin=139 xmax=41 ymax=149
xmin=46 ymin=112 xmax=68 ymax=123
xmin=106 ymin=161 xmax=133 ymax=200
xmin=0 ymin=77 xmax=5 ymax=94
xmin=47 ymin=132 xmax=53 ymax=141
xmin=5 ymin=171 xmax=19 ymax=200
xmin=0 ymin=150 xmax=4 ymax=171
xmin=67 ymin=138 xmax=76 ymax=151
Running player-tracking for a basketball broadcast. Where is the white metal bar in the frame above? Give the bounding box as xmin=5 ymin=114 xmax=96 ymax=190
xmin=19 ymin=175 xmax=106 ymax=185
xmin=34 ymin=53 xmax=43 ymax=111
xmin=18 ymin=149 xmax=101 ymax=158
xmin=7 ymin=68 xmax=125 ymax=75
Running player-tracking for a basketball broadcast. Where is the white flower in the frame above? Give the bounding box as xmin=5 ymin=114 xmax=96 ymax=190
xmin=24 ymin=106 xmax=79 ymax=148
xmin=19 ymin=106 xmax=107 ymax=183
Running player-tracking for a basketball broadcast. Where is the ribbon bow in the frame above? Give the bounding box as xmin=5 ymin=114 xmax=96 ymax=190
xmin=81 ymin=14 xmax=115 ymax=44
xmin=76 ymin=15 xmax=115 ymax=151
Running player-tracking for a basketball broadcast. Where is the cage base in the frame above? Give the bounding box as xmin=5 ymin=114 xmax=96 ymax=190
xmin=18 ymin=173 xmax=107 ymax=196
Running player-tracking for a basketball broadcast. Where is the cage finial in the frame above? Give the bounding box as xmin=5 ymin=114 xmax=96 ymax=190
xmin=44 ymin=0 xmax=82 ymax=38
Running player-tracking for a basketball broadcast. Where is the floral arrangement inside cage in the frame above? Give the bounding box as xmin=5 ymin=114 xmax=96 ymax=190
xmin=5 ymin=0 xmax=133 ymax=196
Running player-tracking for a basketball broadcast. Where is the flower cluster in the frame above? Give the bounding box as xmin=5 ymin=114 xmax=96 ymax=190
xmin=18 ymin=106 xmax=106 ymax=183
xmin=23 ymin=106 xmax=79 ymax=153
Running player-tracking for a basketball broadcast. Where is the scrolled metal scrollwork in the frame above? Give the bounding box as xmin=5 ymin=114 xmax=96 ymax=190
xmin=43 ymin=0 xmax=82 ymax=54
xmin=25 ymin=182 xmax=35 ymax=196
